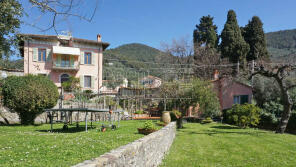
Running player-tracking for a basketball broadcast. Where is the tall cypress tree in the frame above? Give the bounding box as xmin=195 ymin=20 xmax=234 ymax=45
xmin=220 ymin=10 xmax=249 ymax=63
xmin=242 ymin=16 xmax=269 ymax=61
xmin=193 ymin=15 xmax=218 ymax=49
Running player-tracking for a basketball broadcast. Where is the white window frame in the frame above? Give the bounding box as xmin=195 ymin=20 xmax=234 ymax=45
xmin=84 ymin=75 xmax=92 ymax=88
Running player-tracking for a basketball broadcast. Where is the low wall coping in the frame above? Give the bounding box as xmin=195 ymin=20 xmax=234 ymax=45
xmin=73 ymin=122 xmax=176 ymax=167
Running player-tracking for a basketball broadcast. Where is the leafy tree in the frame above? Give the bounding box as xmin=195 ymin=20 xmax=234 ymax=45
xmin=176 ymin=79 xmax=220 ymax=117
xmin=252 ymin=76 xmax=280 ymax=107
xmin=0 ymin=58 xmax=24 ymax=69
xmin=242 ymin=16 xmax=269 ymax=61
xmin=1 ymin=75 xmax=59 ymax=125
xmin=61 ymin=76 xmax=80 ymax=92
xmin=0 ymin=0 xmax=22 ymax=59
xmin=193 ymin=15 xmax=218 ymax=49
xmin=220 ymin=10 xmax=249 ymax=64
xmin=251 ymin=64 xmax=296 ymax=133
xmin=189 ymin=79 xmax=221 ymax=118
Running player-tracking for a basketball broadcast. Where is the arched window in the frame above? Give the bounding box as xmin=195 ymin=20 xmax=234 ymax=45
xmin=60 ymin=74 xmax=70 ymax=83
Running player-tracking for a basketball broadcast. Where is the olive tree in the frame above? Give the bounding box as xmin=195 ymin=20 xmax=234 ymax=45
xmin=1 ymin=75 xmax=59 ymax=125
xmin=251 ymin=63 xmax=296 ymax=133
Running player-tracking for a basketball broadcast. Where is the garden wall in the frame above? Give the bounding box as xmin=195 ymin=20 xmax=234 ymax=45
xmin=73 ymin=122 xmax=176 ymax=167
xmin=0 ymin=108 xmax=122 ymax=124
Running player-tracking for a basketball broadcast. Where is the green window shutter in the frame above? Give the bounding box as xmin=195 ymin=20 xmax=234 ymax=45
xmin=91 ymin=52 xmax=96 ymax=65
xmin=56 ymin=55 xmax=61 ymax=66
xmin=80 ymin=52 xmax=84 ymax=64
xmin=33 ymin=48 xmax=38 ymax=62
xmin=91 ymin=76 xmax=95 ymax=89
xmin=80 ymin=75 xmax=84 ymax=88
xmin=46 ymin=49 xmax=52 ymax=62
xmin=70 ymin=55 xmax=74 ymax=67
xmin=47 ymin=73 xmax=51 ymax=80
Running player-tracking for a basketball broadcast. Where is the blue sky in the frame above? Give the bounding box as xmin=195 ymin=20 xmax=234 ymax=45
xmin=20 ymin=0 xmax=296 ymax=49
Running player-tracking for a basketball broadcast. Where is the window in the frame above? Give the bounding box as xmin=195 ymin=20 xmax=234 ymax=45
xmin=84 ymin=52 xmax=92 ymax=64
xmin=233 ymin=95 xmax=249 ymax=105
xmin=60 ymin=74 xmax=70 ymax=83
xmin=84 ymin=76 xmax=91 ymax=88
xmin=233 ymin=96 xmax=240 ymax=104
xmin=61 ymin=55 xmax=70 ymax=67
xmin=38 ymin=48 xmax=46 ymax=62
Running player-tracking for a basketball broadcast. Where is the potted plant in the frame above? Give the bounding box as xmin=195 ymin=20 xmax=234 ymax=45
xmin=138 ymin=120 xmax=156 ymax=135
xmin=101 ymin=125 xmax=106 ymax=132
xmin=156 ymin=121 xmax=167 ymax=127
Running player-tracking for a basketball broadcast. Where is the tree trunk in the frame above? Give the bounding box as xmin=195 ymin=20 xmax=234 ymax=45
xmin=177 ymin=117 xmax=183 ymax=129
xmin=276 ymin=100 xmax=292 ymax=133
xmin=19 ymin=112 xmax=38 ymax=125
xmin=276 ymin=82 xmax=293 ymax=134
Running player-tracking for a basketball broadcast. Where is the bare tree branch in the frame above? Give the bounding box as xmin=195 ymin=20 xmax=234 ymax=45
xmin=26 ymin=0 xmax=99 ymax=33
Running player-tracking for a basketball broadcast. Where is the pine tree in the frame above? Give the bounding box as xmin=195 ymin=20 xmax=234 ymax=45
xmin=242 ymin=16 xmax=269 ymax=61
xmin=220 ymin=10 xmax=249 ymax=64
xmin=193 ymin=15 xmax=218 ymax=49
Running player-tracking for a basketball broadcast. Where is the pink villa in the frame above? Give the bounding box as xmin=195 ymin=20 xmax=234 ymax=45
xmin=212 ymin=70 xmax=253 ymax=110
xmin=19 ymin=34 xmax=109 ymax=93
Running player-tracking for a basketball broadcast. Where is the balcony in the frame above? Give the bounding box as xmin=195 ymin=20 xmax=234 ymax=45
xmin=52 ymin=62 xmax=79 ymax=71
xmin=51 ymin=46 xmax=80 ymax=71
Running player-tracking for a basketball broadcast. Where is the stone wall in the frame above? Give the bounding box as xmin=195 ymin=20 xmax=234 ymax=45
xmin=0 ymin=107 xmax=122 ymax=124
xmin=73 ymin=122 xmax=176 ymax=167
xmin=0 ymin=107 xmax=51 ymax=124
xmin=0 ymin=69 xmax=24 ymax=79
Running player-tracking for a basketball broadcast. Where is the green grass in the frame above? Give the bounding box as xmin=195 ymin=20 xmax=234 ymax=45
xmin=0 ymin=120 xmax=153 ymax=167
xmin=161 ymin=123 xmax=296 ymax=167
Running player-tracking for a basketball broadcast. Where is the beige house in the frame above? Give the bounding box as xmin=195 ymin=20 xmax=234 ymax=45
xmin=19 ymin=34 xmax=109 ymax=92
xmin=140 ymin=75 xmax=162 ymax=88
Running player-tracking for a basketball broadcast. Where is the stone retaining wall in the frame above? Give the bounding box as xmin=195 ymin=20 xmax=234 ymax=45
xmin=0 ymin=107 xmax=121 ymax=124
xmin=73 ymin=122 xmax=176 ymax=167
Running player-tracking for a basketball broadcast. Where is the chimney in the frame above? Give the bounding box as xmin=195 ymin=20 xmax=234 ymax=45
xmin=97 ymin=34 xmax=102 ymax=42
xmin=213 ymin=70 xmax=219 ymax=80
xmin=69 ymin=37 xmax=73 ymax=47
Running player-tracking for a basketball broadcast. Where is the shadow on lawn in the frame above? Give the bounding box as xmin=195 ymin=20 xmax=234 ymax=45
xmin=210 ymin=125 xmax=240 ymax=129
xmin=185 ymin=130 xmax=266 ymax=136
xmin=37 ymin=126 xmax=96 ymax=133
xmin=0 ymin=123 xmax=43 ymax=127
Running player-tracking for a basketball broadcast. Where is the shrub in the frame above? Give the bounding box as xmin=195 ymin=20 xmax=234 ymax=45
xmin=226 ymin=104 xmax=261 ymax=128
xmin=1 ymin=75 xmax=59 ymax=125
xmin=143 ymin=120 xmax=155 ymax=130
xmin=286 ymin=111 xmax=296 ymax=134
xmin=135 ymin=110 xmax=144 ymax=114
xmin=258 ymin=111 xmax=278 ymax=130
xmin=156 ymin=121 xmax=167 ymax=126
xmin=170 ymin=110 xmax=181 ymax=121
xmin=61 ymin=76 xmax=80 ymax=92
xmin=201 ymin=117 xmax=213 ymax=124
xmin=189 ymin=79 xmax=221 ymax=118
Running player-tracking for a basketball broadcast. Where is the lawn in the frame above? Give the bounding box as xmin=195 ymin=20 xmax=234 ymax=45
xmin=0 ymin=120 xmax=150 ymax=167
xmin=161 ymin=123 xmax=296 ymax=167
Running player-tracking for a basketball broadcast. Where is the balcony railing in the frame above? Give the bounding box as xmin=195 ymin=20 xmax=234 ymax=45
xmin=52 ymin=62 xmax=79 ymax=71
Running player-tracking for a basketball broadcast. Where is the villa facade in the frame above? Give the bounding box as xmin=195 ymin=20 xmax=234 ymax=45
xmin=19 ymin=34 xmax=109 ymax=92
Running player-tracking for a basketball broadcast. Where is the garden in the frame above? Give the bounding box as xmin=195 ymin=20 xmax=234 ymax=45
xmin=161 ymin=122 xmax=296 ymax=167
xmin=0 ymin=120 xmax=159 ymax=167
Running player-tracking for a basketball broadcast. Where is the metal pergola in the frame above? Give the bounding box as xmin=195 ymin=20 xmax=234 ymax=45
xmin=45 ymin=108 xmax=123 ymax=132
